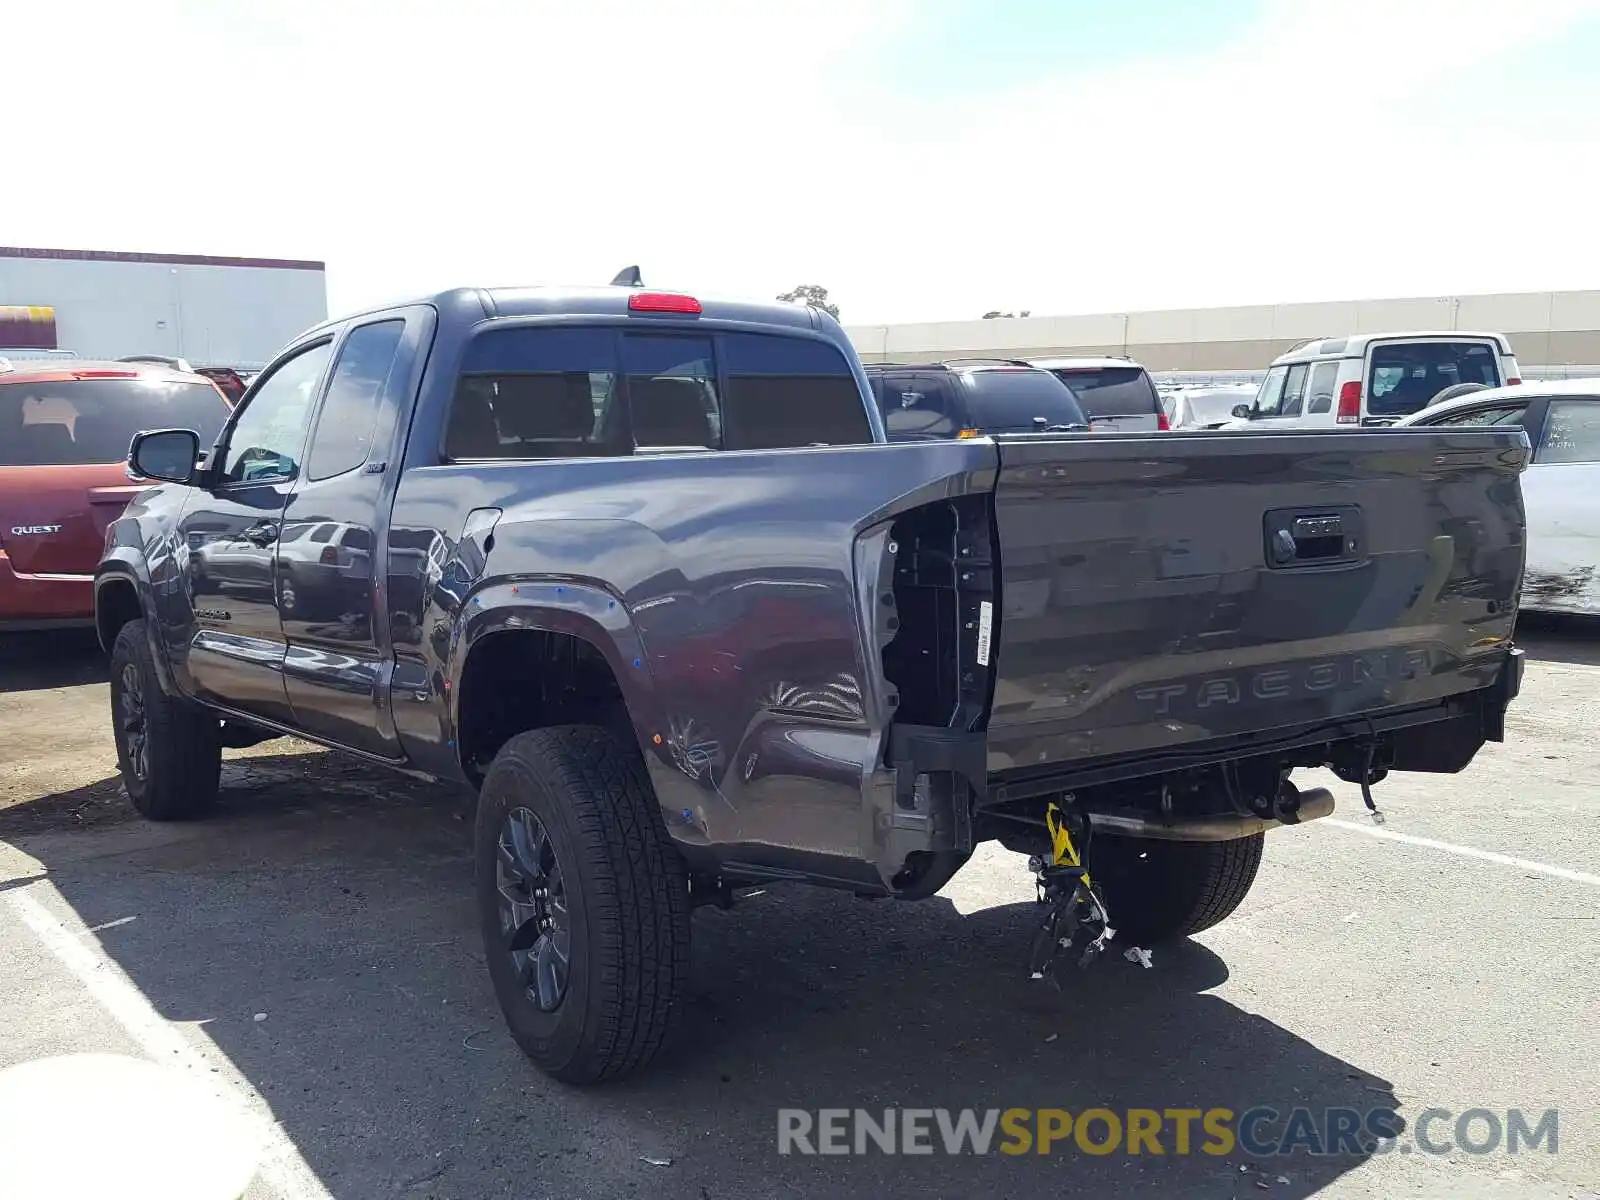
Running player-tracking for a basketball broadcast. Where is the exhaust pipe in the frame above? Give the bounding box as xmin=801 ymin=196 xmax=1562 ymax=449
xmin=1087 ymin=787 xmax=1336 ymax=842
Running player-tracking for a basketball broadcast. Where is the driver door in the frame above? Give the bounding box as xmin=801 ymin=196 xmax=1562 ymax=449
xmin=177 ymin=340 xmax=334 ymax=723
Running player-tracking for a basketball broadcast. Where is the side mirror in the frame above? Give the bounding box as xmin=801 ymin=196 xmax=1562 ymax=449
xmin=129 ymin=429 xmax=201 ymax=484
xmin=1231 ymin=404 xmax=1254 ymax=420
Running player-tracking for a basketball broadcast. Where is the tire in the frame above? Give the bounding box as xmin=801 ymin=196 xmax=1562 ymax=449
xmin=475 ymin=725 xmax=690 ymax=1083
xmin=108 ymin=619 xmax=221 ymax=821
xmin=1088 ymin=832 xmax=1264 ymax=944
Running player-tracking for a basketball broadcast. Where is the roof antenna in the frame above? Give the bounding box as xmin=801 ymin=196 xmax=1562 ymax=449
xmin=610 ymin=265 xmax=643 ymax=288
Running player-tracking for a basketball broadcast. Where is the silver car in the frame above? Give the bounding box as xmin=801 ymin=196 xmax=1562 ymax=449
xmin=1029 ymin=356 xmax=1167 ymax=431
xmin=1395 ymin=379 xmax=1600 ymax=615
xmin=1161 ymin=385 xmax=1260 ymax=430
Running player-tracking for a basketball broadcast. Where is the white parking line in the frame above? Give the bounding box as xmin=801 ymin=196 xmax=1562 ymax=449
xmin=1321 ymin=818 xmax=1600 ymax=888
xmin=4 ymin=883 xmax=334 ymax=1200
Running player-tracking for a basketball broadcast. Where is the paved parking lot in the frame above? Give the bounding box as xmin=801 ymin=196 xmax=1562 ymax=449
xmin=1 ymin=624 xmax=1597 ymax=1200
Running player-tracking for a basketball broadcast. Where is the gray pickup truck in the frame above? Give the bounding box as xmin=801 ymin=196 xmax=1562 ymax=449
xmin=96 ymin=282 xmax=1527 ymax=1082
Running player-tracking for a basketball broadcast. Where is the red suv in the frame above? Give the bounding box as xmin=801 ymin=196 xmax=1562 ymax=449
xmin=1 ymin=359 xmax=232 ymax=631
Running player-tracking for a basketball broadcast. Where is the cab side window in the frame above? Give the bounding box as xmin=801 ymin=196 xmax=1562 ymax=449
xmin=306 ymin=320 xmax=406 ymax=480
xmin=1306 ymin=362 xmax=1340 ymax=414
xmin=220 ymin=342 xmax=333 ymax=485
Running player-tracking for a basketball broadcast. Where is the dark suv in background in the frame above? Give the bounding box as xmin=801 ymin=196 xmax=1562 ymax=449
xmin=865 ymin=359 xmax=1088 ymax=440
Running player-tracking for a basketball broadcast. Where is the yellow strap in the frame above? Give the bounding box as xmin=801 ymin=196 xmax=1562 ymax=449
xmin=1045 ymin=800 xmax=1092 ymax=887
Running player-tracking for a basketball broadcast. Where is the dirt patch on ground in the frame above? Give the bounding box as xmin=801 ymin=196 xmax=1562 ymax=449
xmin=0 ymin=633 xmax=461 ymax=837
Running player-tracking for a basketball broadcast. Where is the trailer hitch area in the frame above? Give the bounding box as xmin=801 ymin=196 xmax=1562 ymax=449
xmin=1026 ymin=799 xmax=1115 ymax=986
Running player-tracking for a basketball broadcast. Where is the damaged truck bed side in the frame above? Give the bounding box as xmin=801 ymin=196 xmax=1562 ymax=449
xmin=95 ymin=285 xmax=1527 ymax=1083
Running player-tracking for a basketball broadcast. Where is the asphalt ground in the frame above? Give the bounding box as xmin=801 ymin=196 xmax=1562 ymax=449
xmin=1 ymin=621 xmax=1597 ymax=1200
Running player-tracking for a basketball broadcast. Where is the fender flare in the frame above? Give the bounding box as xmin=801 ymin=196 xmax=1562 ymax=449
xmin=446 ymin=578 xmax=666 ymax=765
xmin=93 ymin=555 xmax=178 ymax=695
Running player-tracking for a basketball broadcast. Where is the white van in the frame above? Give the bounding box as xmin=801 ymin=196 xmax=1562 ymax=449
xmin=1225 ymin=332 xmax=1522 ymax=430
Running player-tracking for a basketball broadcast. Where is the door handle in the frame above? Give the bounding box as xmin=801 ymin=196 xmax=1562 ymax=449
xmin=242 ymin=523 xmax=279 ymax=547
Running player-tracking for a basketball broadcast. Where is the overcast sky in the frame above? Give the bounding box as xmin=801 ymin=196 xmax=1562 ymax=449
xmin=8 ymin=0 xmax=1600 ymax=324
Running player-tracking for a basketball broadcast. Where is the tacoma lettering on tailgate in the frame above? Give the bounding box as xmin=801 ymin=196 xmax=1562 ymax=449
xmin=1134 ymin=648 xmax=1433 ymax=715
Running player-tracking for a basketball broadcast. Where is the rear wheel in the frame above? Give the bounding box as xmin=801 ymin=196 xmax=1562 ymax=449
xmin=109 ymin=620 xmax=221 ymax=821
xmin=1089 ymin=833 xmax=1264 ymax=943
xmin=475 ymin=725 xmax=690 ymax=1083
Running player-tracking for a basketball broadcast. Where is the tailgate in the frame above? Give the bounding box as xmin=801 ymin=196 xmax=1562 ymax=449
xmin=0 ymin=465 xmax=140 ymax=575
xmin=984 ymin=429 xmax=1528 ymax=772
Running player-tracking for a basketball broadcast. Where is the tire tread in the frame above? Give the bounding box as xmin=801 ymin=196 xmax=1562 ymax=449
xmin=1174 ymin=833 xmax=1264 ymax=936
xmin=487 ymin=726 xmax=689 ymax=1082
xmin=1094 ymin=832 xmax=1264 ymax=943
xmin=110 ymin=619 xmax=220 ymax=821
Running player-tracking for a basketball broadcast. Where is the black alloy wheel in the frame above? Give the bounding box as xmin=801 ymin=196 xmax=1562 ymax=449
xmin=496 ymin=806 xmax=572 ymax=1012
xmin=108 ymin=618 xmax=221 ymax=821
xmin=115 ymin=661 xmax=150 ymax=783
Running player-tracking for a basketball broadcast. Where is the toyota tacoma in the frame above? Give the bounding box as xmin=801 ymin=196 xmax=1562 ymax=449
xmin=96 ymin=281 xmax=1527 ymax=1082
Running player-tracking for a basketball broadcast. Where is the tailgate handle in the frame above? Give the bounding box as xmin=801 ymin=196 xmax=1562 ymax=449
xmin=1266 ymin=507 xmax=1362 ymax=567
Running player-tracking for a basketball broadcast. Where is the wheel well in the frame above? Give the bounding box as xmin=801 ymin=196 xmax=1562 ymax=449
xmin=96 ymin=579 xmax=142 ymax=655
xmin=456 ymin=629 xmax=632 ymax=783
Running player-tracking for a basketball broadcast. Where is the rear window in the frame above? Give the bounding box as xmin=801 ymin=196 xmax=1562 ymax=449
xmin=445 ymin=326 xmax=871 ymax=459
xmin=873 ymin=371 xmax=961 ymax=441
xmin=1043 ymin=366 xmax=1159 ymax=419
xmin=0 ymin=377 xmax=230 ymax=467
xmin=961 ymin=369 xmax=1087 ymax=432
xmin=721 ymin=333 xmax=870 ymax=450
xmin=1367 ymin=342 xmax=1501 ymax=416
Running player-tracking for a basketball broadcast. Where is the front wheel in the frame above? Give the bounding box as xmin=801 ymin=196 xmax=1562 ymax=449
xmin=475 ymin=725 xmax=690 ymax=1083
xmin=109 ymin=619 xmax=221 ymax=821
xmin=1088 ymin=832 xmax=1264 ymax=944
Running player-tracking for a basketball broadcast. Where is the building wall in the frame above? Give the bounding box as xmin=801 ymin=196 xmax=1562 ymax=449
xmin=846 ymin=289 xmax=1600 ymax=372
xmin=0 ymin=247 xmax=328 ymax=369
